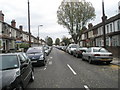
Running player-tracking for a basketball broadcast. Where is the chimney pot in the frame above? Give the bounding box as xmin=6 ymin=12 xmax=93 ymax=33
xmin=19 ymin=25 xmax=23 ymax=31
xmin=88 ymin=23 xmax=93 ymax=29
xmin=0 ymin=10 xmax=4 ymax=22
xmin=11 ymin=20 xmax=16 ymax=28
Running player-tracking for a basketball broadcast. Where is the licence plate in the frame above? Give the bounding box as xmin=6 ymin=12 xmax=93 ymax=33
xmin=100 ymin=59 xmax=109 ymax=61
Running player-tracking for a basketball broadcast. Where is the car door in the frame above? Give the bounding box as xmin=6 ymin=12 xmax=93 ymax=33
xmin=22 ymin=53 xmax=33 ymax=82
xmin=19 ymin=53 xmax=31 ymax=87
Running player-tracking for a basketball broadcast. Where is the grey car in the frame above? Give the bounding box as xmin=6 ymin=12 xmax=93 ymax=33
xmin=82 ymin=47 xmax=113 ymax=64
xmin=0 ymin=52 xmax=34 ymax=90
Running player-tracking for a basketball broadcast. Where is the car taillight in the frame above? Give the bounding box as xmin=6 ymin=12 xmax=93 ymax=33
xmin=94 ymin=54 xmax=100 ymax=56
xmin=109 ymin=54 xmax=113 ymax=56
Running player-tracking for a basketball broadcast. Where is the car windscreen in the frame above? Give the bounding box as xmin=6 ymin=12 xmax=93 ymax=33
xmin=93 ymin=48 xmax=108 ymax=52
xmin=0 ymin=55 xmax=19 ymax=70
xmin=71 ymin=45 xmax=78 ymax=48
xmin=26 ymin=47 xmax=43 ymax=54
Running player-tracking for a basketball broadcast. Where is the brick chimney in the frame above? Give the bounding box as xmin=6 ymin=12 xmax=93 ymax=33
xmin=11 ymin=20 xmax=16 ymax=28
xmin=88 ymin=23 xmax=93 ymax=29
xmin=0 ymin=11 xmax=4 ymax=22
xmin=19 ymin=25 xmax=23 ymax=31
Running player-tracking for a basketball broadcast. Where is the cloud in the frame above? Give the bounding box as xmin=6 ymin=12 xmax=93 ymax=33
xmin=0 ymin=0 xmax=119 ymax=42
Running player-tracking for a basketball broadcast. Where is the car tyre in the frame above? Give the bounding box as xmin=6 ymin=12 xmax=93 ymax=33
xmin=106 ymin=61 xmax=111 ymax=65
xmin=75 ymin=54 xmax=79 ymax=58
xmin=15 ymin=84 xmax=23 ymax=90
xmin=43 ymin=60 xmax=46 ymax=66
xmin=82 ymin=57 xmax=85 ymax=61
xmin=30 ymin=71 xmax=34 ymax=82
xmin=89 ymin=58 xmax=93 ymax=64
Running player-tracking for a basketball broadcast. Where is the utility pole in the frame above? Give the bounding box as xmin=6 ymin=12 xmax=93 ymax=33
xmin=102 ymin=0 xmax=107 ymax=48
xmin=28 ymin=0 xmax=31 ymax=47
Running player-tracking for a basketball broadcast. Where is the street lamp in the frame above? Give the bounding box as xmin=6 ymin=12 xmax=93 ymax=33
xmin=38 ymin=25 xmax=43 ymax=46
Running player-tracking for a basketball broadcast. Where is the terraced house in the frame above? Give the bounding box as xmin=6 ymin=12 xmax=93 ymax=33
xmin=80 ymin=13 xmax=120 ymax=58
xmin=0 ymin=11 xmax=45 ymax=52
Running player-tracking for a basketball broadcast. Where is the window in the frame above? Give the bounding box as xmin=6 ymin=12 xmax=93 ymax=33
xmin=87 ymin=48 xmax=91 ymax=52
xmin=107 ymin=25 xmax=109 ymax=33
xmin=110 ymin=24 xmax=112 ymax=32
xmin=0 ymin=55 xmax=19 ymax=70
xmin=18 ymin=54 xmax=26 ymax=63
xmin=112 ymin=35 xmax=120 ymax=46
xmin=117 ymin=20 xmax=120 ymax=31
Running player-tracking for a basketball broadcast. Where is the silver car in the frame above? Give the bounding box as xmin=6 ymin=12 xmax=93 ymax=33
xmin=82 ymin=47 xmax=113 ymax=64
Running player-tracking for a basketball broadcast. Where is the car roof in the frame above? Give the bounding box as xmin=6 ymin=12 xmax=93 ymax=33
xmin=90 ymin=47 xmax=103 ymax=49
xmin=0 ymin=52 xmax=25 ymax=56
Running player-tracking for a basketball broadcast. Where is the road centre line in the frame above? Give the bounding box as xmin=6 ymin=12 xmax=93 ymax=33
xmin=84 ymin=85 xmax=90 ymax=90
xmin=67 ymin=64 xmax=77 ymax=75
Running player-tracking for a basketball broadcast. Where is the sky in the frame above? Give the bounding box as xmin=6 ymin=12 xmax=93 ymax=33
xmin=0 ymin=0 xmax=120 ymax=42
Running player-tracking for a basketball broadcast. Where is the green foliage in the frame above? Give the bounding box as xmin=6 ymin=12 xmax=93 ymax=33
xmin=20 ymin=43 xmax=29 ymax=48
xmin=57 ymin=0 xmax=96 ymax=44
xmin=46 ymin=37 xmax=53 ymax=46
xmin=55 ymin=38 xmax=60 ymax=45
xmin=61 ymin=37 xmax=70 ymax=46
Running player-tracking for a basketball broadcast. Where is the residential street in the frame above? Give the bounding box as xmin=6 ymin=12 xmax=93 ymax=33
xmin=27 ymin=48 xmax=119 ymax=89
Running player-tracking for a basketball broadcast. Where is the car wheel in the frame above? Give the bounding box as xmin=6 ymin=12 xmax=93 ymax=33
xmin=106 ymin=61 xmax=111 ymax=65
xmin=75 ymin=54 xmax=79 ymax=58
xmin=30 ymin=71 xmax=34 ymax=82
xmin=82 ymin=57 xmax=85 ymax=61
xmin=43 ymin=60 xmax=46 ymax=66
xmin=89 ymin=58 xmax=93 ymax=64
xmin=15 ymin=84 xmax=23 ymax=90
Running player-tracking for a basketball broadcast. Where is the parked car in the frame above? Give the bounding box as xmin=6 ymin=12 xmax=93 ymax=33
xmin=82 ymin=47 xmax=113 ymax=64
xmin=26 ymin=46 xmax=46 ymax=66
xmin=66 ymin=44 xmax=79 ymax=55
xmin=0 ymin=52 xmax=34 ymax=90
xmin=73 ymin=47 xmax=88 ymax=58
xmin=44 ymin=46 xmax=52 ymax=56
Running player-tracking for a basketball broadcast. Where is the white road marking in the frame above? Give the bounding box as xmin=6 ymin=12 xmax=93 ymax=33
xmin=47 ymin=59 xmax=50 ymax=61
xmin=50 ymin=57 xmax=53 ymax=59
xmin=49 ymin=61 xmax=52 ymax=65
xmin=67 ymin=64 xmax=77 ymax=75
xmin=44 ymin=68 xmax=46 ymax=70
xmin=84 ymin=85 xmax=90 ymax=90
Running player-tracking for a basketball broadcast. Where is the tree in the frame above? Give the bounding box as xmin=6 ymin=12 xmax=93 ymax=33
xmin=61 ymin=37 xmax=70 ymax=46
xmin=46 ymin=37 xmax=53 ymax=46
xmin=55 ymin=38 xmax=60 ymax=45
xmin=57 ymin=0 xmax=96 ymax=44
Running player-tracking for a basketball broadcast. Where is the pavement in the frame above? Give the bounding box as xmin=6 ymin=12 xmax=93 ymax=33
xmin=111 ymin=57 xmax=120 ymax=66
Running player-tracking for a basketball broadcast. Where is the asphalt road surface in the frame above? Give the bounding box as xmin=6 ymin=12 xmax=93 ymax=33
xmin=27 ymin=48 xmax=119 ymax=89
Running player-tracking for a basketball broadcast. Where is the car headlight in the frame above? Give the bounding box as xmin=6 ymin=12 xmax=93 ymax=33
xmin=39 ymin=55 xmax=44 ymax=60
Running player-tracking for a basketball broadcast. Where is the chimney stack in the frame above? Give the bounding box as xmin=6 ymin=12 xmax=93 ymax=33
xmin=11 ymin=20 xmax=16 ymax=28
xmin=88 ymin=23 xmax=93 ymax=29
xmin=0 ymin=11 xmax=4 ymax=22
xmin=19 ymin=25 xmax=23 ymax=31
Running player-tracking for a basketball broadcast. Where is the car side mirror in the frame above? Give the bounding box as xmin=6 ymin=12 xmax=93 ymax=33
xmin=20 ymin=63 xmax=28 ymax=69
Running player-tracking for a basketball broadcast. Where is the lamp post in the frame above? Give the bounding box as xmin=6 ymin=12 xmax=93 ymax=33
xmin=28 ymin=0 xmax=31 ymax=47
xmin=38 ymin=25 xmax=43 ymax=46
xmin=102 ymin=0 xmax=107 ymax=48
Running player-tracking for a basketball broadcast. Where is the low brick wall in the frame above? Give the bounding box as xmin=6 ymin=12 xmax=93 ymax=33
xmin=106 ymin=46 xmax=120 ymax=58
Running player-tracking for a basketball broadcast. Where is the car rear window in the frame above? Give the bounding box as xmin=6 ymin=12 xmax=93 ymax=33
xmin=93 ymin=48 xmax=108 ymax=52
xmin=26 ymin=47 xmax=43 ymax=54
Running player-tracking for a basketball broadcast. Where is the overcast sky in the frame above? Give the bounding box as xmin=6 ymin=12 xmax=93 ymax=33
xmin=0 ymin=0 xmax=119 ymax=42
